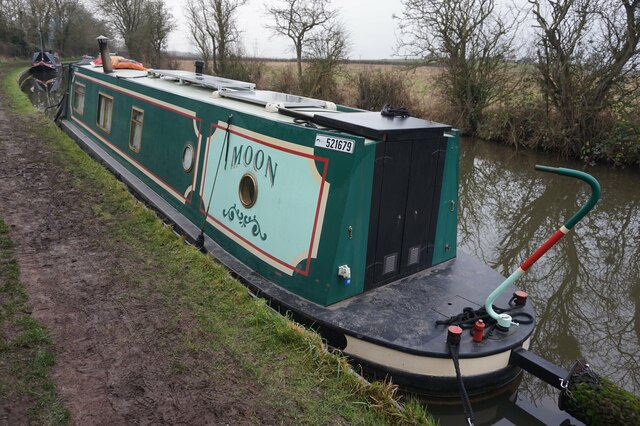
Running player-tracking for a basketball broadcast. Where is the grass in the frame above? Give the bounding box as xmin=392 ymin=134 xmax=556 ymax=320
xmin=0 ymin=61 xmax=436 ymax=424
xmin=0 ymin=217 xmax=71 ymax=424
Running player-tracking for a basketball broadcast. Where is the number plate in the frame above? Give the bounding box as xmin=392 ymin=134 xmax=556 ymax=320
xmin=314 ymin=134 xmax=355 ymax=154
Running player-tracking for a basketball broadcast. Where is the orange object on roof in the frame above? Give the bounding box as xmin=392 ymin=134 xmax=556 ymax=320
xmin=91 ymin=56 xmax=145 ymax=71
xmin=112 ymin=58 xmax=146 ymax=71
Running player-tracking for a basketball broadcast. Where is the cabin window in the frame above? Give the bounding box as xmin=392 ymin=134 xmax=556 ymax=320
xmin=73 ymin=83 xmax=85 ymax=115
xmin=97 ymin=93 xmax=114 ymax=133
xmin=182 ymin=144 xmax=194 ymax=172
xmin=239 ymin=173 xmax=258 ymax=208
xmin=129 ymin=107 xmax=144 ymax=152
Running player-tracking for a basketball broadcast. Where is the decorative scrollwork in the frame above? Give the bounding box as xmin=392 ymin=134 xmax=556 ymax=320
xmin=222 ymin=203 xmax=267 ymax=241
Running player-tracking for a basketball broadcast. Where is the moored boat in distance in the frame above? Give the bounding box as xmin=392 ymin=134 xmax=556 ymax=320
xmin=30 ymin=51 xmax=61 ymax=73
xmin=59 ymin=47 xmax=539 ymax=399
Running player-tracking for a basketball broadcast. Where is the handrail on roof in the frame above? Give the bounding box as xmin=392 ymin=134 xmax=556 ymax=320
xmin=147 ymin=69 xmax=255 ymax=91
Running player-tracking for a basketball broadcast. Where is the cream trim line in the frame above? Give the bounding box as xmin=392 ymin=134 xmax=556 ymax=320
xmin=344 ymin=336 xmax=531 ymax=377
xmin=76 ymin=73 xmax=196 ymax=117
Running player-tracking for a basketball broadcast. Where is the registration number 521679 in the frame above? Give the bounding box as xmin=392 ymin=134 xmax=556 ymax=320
xmin=314 ymin=134 xmax=355 ymax=154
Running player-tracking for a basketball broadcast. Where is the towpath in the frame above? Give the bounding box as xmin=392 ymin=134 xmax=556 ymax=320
xmin=0 ymin=66 xmax=289 ymax=425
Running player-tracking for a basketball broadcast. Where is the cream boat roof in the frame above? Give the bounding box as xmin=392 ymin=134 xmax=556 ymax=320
xmin=76 ymin=65 xmax=349 ymax=130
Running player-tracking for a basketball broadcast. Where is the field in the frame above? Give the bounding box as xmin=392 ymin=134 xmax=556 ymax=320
xmin=172 ymin=59 xmax=446 ymax=121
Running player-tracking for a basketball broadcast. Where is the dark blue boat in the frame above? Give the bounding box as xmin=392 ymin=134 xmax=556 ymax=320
xmin=31 ymin=51 xmax=61 ymax=73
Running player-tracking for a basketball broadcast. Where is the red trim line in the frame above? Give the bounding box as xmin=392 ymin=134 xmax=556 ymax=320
xmin=211 ymin=123 xmax=326 ymax=161
xmin=32 ymin=61 xmax=55 ymax=69
xmin=304 ymin=159 xmax=329 ymax=275
xmin=70 ymin=113 xmax=199 ymax=204
xmin=520 ymin=229 xmax=565 ymax=271
xmin=76 ymin=73 xmax=198 ymax=120
xmin=201 ymin=124 xmax=329 ymax=276
xmin=72 ymin=72 xmax=202 ymax=203
xmin=206 ymin=212 xmax=308 ymax=274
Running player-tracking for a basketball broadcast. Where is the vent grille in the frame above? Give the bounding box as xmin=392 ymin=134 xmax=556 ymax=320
xmin=383 ymin=253 xmax=398 ymax=275
xmin=408 ymin=245 xmax=420 ymax=266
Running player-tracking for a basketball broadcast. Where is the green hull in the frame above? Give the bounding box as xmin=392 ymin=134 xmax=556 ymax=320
xmin=67 ymin=65 xmax=458 ymax=306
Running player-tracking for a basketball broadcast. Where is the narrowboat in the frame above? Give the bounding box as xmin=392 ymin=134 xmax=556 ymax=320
xmin=59 ymin=44 xmax=599 ymax=400
xmin=31 ymin=51 xmax=61 ymax=73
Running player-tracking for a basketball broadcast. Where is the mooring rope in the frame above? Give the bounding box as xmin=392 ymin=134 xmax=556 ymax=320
xmin=448 ymin=341 xmax=475 ymax=426
xmin=52 ymin=92 xmax=67 ymax=122
xmin=437 ymin=303 xmax=534 ymax=330
xmin=380 ymin=104 xmax=411 ymax=117
xmin=195 ymin=114 xmax=233 ymax=249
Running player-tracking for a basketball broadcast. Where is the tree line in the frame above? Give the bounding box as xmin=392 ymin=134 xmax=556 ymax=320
xmin=395 ymin=0 xmax=639 ymax=165
xmin=0 ymin=0 xmax=109 ymax=59
xmin=205 ymin=0 xmax=639 ymax=165
xmin=0 ymin=0 xmax=174 ymax=67
xmin=1 ymin=0 xmax=638 ymax=164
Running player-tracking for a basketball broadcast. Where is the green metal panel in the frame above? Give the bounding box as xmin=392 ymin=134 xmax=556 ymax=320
xmin=198 ymin=120 xmax=374 ymax=305
xmin=431 ymin=130 xmax=459 ymax=265
xmin=316 ymin=139 xmax=377 ymax=305
xmin=69 ymin=69 xmax=204 ymax=220
xmin=67 ymin=65 xmax=379 ymax=306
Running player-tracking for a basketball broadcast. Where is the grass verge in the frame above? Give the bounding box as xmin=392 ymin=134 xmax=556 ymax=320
xmin=1 ymin=62 xmax=436 ymax=424
xmin=0 ymin=217 xmax=71 ymax=425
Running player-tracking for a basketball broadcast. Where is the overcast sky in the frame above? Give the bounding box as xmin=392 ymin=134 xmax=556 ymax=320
xmin=164 ymin=0 xmax=404 ymax=59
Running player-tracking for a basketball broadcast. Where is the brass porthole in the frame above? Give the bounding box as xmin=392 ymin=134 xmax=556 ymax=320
xmin=182 ymin=144 xmax=194 ymax=172
xmin=239 ymin=173 xmax=258 ymax=208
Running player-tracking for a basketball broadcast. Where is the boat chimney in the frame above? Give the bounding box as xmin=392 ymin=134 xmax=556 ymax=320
xmin=194 ymin=60 xmax=204 ymax=79
xmin=96 ymin=35 xmax=113 ymax=74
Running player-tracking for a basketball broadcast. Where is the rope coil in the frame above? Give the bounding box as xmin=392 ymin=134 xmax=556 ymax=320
xmin=436 ymin=303 xmax=533 ymax=334
xmin=380 ymin=104 xmax=410 ymax=118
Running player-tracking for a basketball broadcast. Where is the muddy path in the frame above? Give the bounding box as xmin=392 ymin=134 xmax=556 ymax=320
xmin=0 ymin=68 xmax=287 ymax=425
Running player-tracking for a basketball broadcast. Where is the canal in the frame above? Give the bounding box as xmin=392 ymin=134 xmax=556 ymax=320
xmin=437 ymin=135 xmax=640 ymax=424
xmin=21 ymin=67 xmax=640 ymax=425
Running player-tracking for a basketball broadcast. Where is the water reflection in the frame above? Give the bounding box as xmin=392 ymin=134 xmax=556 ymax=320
xmin=458 ymin=138 xmax=640 ymax=412
xmin=19 ymin=68 xmax=66 ymax=119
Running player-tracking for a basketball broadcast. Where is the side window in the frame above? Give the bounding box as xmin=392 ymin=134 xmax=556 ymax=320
xmin=129 ymin=107 xmax=144 ymax=152
xmin=97 ymin=93 xmax=114 ymax=133
xmin=73 ymin=83 xmax=85 ymax=115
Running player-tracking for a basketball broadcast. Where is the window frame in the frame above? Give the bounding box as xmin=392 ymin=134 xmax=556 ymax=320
xmin=96 ymin=92 xmax=114 ymax=134
xmin=73 ymin=82 xmax=85 ymax=115
xmin=128 ymin=107 xmax=144 ymax=153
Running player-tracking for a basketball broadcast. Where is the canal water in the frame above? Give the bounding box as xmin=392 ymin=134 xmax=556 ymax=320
xmin=19 ymin=70 xmax=66 ymax=119
xmin=22 ymin=68 xmax=640 ymax=425
xmin=432 ymin=136 xmax=640 ymax=425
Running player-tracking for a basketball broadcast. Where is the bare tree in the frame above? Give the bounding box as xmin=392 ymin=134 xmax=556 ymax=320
xmin=100 ymin=0 xmax=174 ymax=63
xmin=142 ymin=0 xmax=175 ymax=67
xmin=24 ymin=0 xmax=54 ymax=51
xmin=50 ymin=0 xmax=80 ymax=55
xmin=0 ymin=0 xmax=9 ymax=43
xmin=101 ymin=0 xmax=145 ymax=58
xmin=395 ymin=0 xmax=520 ymax=134
xmin=1 ymin=0 xmax=109 ymax=56
xmin=300 ymin=22 xmax=349 ymax=98
xmin=187 ymin=0 xmax=246 ymax=75
xmin=265 ymin=0 xmax=338 ymax=80
xmin=186 ymin=0 xmax=213 ymax=72
xmin=0 ymin=0 xmax=30 ymax=55
xmin=530 ymin=0 xmax=640 ymax=157
xmin=61 ymin=5 xmax=111 ymax=56
xmin=209 ymin=0 xmax=246 ymax=74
